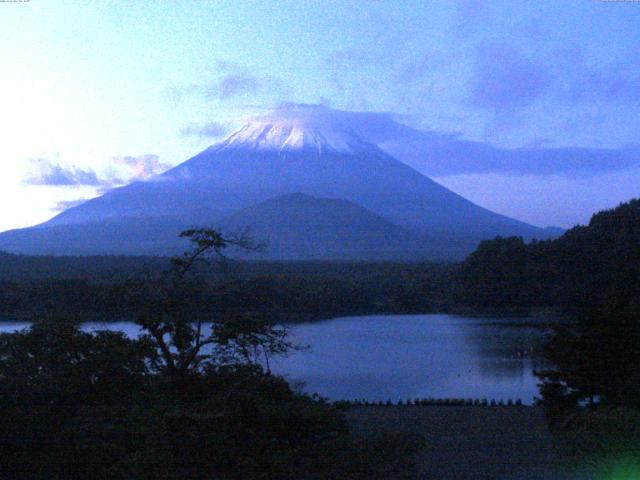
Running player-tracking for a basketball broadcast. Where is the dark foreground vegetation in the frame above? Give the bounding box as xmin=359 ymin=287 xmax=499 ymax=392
xmin=458 ymin=200 xmax=640 ymax=407
xmin=347 ymin=405 xmax=577 ymax=480
xmin=1 ymin=200 xmax=639 ymax=478
xmin=0 ymin=320 xmax=424 ymax=480
xmin=457 ymin=200 xmax=640 ymax=476
xmin=0 ymin=231 xmax=423 ymax=479
xmin=528 ymin=200 xmax=640 ymax=475
xmin=458 ymin=201 xmax=640 ymax=473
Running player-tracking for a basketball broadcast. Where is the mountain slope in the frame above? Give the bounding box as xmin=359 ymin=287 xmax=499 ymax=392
xmin=217 ymin=193 xmax=471 ymax=260
xmin=0 ymin=105 xmax=557 ymax=259
xmin=0 ymin=217 xmax=190 ymax=256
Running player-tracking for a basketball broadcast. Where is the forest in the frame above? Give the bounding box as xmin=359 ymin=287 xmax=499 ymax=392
xmin=0 ymin=200 xmax=639 ymax=478
xmin=0 ymin=255 xmax=456 ymax=321
xmin=3 ymin=200 xmax=639 ymax=320
xmin=0 ymin=230 xmax=425 ymax=479
xmin=462 ymin=200 xmax=640 ymax=471
xmin=458 ymin=198 xmax=640 ymax=314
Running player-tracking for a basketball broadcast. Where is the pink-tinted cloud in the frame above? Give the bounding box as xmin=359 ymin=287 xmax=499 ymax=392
xmin=111 ymin=154 xmax=171 ymax=182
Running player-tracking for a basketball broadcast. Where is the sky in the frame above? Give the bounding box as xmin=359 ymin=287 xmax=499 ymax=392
xmin=1 ymin=0 xmax=639 ymax=232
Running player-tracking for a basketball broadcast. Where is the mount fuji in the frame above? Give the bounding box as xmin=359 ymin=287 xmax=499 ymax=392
xmin=0 ymin=105 xmax=558 ymax=260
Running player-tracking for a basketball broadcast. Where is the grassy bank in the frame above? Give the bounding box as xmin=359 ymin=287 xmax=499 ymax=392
xmin=346 ymin=405 xmax=587 ymax=480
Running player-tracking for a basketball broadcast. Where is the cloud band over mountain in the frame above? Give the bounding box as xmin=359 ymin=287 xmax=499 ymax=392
xmin=266 ymin=104 xmax=639 ymax=177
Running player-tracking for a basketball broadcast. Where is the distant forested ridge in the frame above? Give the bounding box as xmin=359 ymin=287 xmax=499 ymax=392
xmin=1 ymin=199 xmax=638 ymax=320
xmin=458 ymin=199 xmax=640 ymax=314
xmin=0 ymin=257 xmax=455 ymax=320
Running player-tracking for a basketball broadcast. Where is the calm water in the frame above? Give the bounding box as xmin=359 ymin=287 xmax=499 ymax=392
xmin=0 ymin=314 xmax=551 ymax=404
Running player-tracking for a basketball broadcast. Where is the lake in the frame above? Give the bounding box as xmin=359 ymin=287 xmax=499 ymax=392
xmin=0 ymin=314 xmax=552 ymax=404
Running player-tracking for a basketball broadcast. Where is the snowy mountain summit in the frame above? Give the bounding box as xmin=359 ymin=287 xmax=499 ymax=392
xmin=215 ymin=104 xmax=371 ymax=155
xmin=0 ymin=104 xmax=559 ymax=258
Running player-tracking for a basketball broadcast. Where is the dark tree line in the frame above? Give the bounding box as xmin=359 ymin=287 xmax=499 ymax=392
xmin=0 ymin=260 xmax=456 ymax=321
xmin=458 ymin=199 xmax=640 ymax=314
xmin=3 ymin=200 xmax=639 ymax=321
xmin=0 ymin=229 xmax=423 ymax=480
xmin=460 ymin=200 xmax=640 ymax=419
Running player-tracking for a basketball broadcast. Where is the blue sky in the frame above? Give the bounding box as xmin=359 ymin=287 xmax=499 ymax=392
xmin=1 ymin=0 xmax=639 ymax=231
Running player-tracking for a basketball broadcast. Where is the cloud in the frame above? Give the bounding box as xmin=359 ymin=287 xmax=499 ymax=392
xmin=263 ymin=103 xmax=415 ymax=142
xmin=454 ymin=0 xmax=495 ymax=38
xmin=111 ymin=154 xmax=171 ymax=182
xmin=207 ymin=73 xmax=261 ymax=100
xmin=181 ymin=121 xmax=229 ymax=139
xmin=470 ymin=43 xmax=552 ymax=113
xmin=469 ymin=42 xmax=640 ymax=119
xmin=52 ymin=198 xmax=89 ymax=212
xmin=562 ymin=64 xmax=640 ymax=104
xmin=382 ymin=133 xmax=640 ymax=177
xmin=197 ymin=61 xmax=287 ymax=103
xmin=169 ymin=60 xmax=288 ymax=106
xmin=263 ymin=104 xmax=640 ymax=177
xmin=395 ymin=50 xmax=449 ymax=84
xmin=463 ymin=40 xmax=640 ymax=144
xmin=24 ymin=158 xmax=102 ymax=186
xmin=25 ymin=154 xmax=171 ymax=190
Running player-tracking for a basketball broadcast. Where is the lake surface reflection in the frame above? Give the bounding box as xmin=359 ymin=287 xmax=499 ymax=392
xmin=0 ymin=314 xmax=552 ymax=404
xmin=272 ymin=315 xmax=551 ymax=404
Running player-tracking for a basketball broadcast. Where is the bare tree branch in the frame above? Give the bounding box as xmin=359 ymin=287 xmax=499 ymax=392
xmin=135 ymin=228 xmax=285 ymax=377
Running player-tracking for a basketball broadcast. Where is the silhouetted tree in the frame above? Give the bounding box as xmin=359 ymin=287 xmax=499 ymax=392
xmin=136 ymin=228 xmax=290 ymax=376
xmin=0 ymin=229 xmax=425 ymax=480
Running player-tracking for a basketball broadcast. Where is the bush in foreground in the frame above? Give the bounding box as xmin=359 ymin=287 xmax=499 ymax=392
xmin=0 ymin=320 xmax=423 ymax=480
